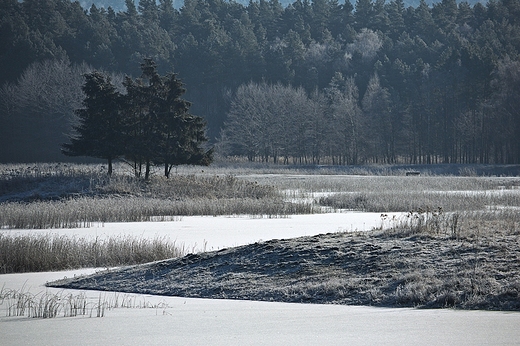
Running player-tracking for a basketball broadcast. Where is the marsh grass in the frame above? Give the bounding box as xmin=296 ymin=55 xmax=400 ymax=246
xmin=243 ymin=168 xmax=520 ymax=192
xmin=371 ymin=208 xmax=520 ymax=309
xmin=0 ymin=164 xmax=277 ymax=202
xmin=242 ymin=173 xmax=520 ymax=214
xmin=381 ymin=208 xmax=520 ymax=239
xmin=0 ymin=163 xmax=104 ymax=201
xmin=21 ymin=163 xmax=518 ymax=311
xmin=0 ymin=197 xmax=315 ymax=229
xmin=0 ymin=285 xmax=79 ymax=318
xmin=313 ymin=176 xmax=520 ymax=213
xmin=1 ymin=163 xmax=519 ymax=229
xmin=54 ymin=211 xmax=520 ymax=310
xmin=239 ymin=173 xmax=494 ymax=191
xmin=317 ymin=190 xmax=518 ymax=212
xmin=0 ymin=233 xmax=186 ymax=273
xmin=0 ymin=163 xmax=317 ymax=229
xmin=0 ymin=285 xmax=169 ymax=319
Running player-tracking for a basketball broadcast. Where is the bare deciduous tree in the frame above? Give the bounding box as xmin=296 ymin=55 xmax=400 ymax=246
xmin=346 ymin=28 xmax=383 ymax=62
xmin=330 ymin=76 xmax=362 ymax=165
xmin=0 ymin=59 xmax=125 ymax=162
xmin=362 ymin=73 xmax=392 ymax=162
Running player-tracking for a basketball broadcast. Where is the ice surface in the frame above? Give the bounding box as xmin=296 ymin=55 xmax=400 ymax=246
xmin=1 ymin=214 xmax=519 ymax=345
xmin=1 ymin=212 xmax=396 ymax=252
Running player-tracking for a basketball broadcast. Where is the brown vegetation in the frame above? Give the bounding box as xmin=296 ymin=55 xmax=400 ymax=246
xmin=0 ymin=233 xmax=186 ymax=274
xmin=0 ymin=163 xmax=314 ymax=229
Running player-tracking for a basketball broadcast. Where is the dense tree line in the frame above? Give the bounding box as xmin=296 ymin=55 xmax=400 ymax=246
xmin=1 ymin=0 xmax=519 ymax=164
xmin=78 ymin=0 xmax=486 ymax=13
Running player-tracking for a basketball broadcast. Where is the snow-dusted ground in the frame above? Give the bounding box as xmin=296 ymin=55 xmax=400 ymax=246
xmin=2 ymin=213 xmax=520 ymax=345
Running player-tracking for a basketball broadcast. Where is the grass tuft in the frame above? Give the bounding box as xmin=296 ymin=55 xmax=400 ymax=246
xmin=0 ymin=285 xmax=169 ymax=319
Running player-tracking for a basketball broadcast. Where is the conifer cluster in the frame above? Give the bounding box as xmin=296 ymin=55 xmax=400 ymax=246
xmin=62 ymin=59 xmax=212 ymax=178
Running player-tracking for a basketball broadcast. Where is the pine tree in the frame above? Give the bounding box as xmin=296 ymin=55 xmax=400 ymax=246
xmin=354 ymin=0 xmax=373 ymax=30
xmin=154 ymin=65 xmax=213 ymax=177
xmin=62 ymin=71 xmax=123 ymax=175
xmin=122 ymin=58 xmax=212 ymax=179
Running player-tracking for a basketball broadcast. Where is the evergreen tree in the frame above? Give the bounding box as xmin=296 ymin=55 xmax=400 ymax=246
xmin=62 ymin=71 xmax=123 ymax=174
xmin=412 ymin=0 xmax=437 ymax=42
xmin=354 ymin=0 xmax=373 ymax=30
xmin=386 ymin=0 xmax=406 ymax=39
xmin=150 ymin=61 xmax=213 ymax=177
xmin=3 ymin=0 xmax=520 ymax=165
xmin=123 ymin=58 xmax=211 ymax=178
xmin=62 ymin=59 xmax=210 ymax=177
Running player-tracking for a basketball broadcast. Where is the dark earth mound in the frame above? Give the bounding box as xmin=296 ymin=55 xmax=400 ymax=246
xmin=48 ymin=230 xmax=520 ymax=310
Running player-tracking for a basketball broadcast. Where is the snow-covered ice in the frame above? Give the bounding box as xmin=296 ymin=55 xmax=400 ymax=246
xmin=1 ymin=212 xmax=395 ymax=252
xmin=1 ymin=213 xmax=519 ymax=345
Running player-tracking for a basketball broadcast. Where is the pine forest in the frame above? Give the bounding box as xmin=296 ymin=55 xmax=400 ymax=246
xmin=1 ymin=0 xmax=519 ymax=165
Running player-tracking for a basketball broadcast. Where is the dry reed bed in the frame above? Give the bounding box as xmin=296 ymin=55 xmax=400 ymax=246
xmin=247 ymin=174 xmax=514 ymax=193
xmin=0 ymin=164 xmax=315 ymax=229
xmin=1 ymin=166 xmax=277 ymax=202
xmin=381 ymin=207 xmax=520 ymax=239
xmin=3 ymin=163 xmax=519 ymax=310
xmin=0 ymin=287 xmax=168 ymax=318
xmin=318 ymin=190 xmax=520 ymax=212
xmin=0 ymin=197 xmax=314 ymax=229
xmin=244 ymin=174 xmax=520 ymax=213
xmin=0 ymin=233 xmax=186 ymax=273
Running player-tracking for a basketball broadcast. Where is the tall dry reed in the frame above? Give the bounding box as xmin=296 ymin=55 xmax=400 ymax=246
xmin=0 ymin=233 xmax=186 ymax=273
xmin=0 ymin=286 xmax=168 ymax=318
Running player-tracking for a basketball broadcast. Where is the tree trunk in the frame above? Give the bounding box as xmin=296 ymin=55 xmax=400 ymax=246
xmin=145 ymin=161 xmax=151 ymax=180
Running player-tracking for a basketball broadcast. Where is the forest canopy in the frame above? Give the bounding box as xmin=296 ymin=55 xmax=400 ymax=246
xmin=0 ymin=0 xmax=519 ymax=164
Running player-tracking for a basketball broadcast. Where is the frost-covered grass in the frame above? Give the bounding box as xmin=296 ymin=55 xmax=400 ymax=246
xmin=0 ymin=163 xmax=315 ymax=229
xmin=247 ymin=173 xmax=517 ymax=193
xmin=49 ymin=208 xmax=520 ymax=311
xmin=0 ymin=197 xmax=314 ymax=229
xmin=238 ymin=172 xmax=520 ymax=213
xmin=249 ymin=174 xmax=520 ymax=213
xmin=0 ymin=233 xmax=186 ymax=273
xmin=380 ymin=208 xmax=520 ymax=239
xmin=318 ymin=188 xmax=520 ymax=212
xmin=0 ymin=163 xmax=277 ymax=201
xmin=3 ymin=162 xmax=520 ymax=306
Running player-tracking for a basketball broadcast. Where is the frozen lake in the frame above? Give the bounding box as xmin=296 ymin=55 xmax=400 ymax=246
xmin=1 ymin=213 xmax=520 ymax=345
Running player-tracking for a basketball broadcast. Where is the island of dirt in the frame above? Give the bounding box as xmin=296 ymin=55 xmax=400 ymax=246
xmin=48 ymin=228 xmax=520 ymax=311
